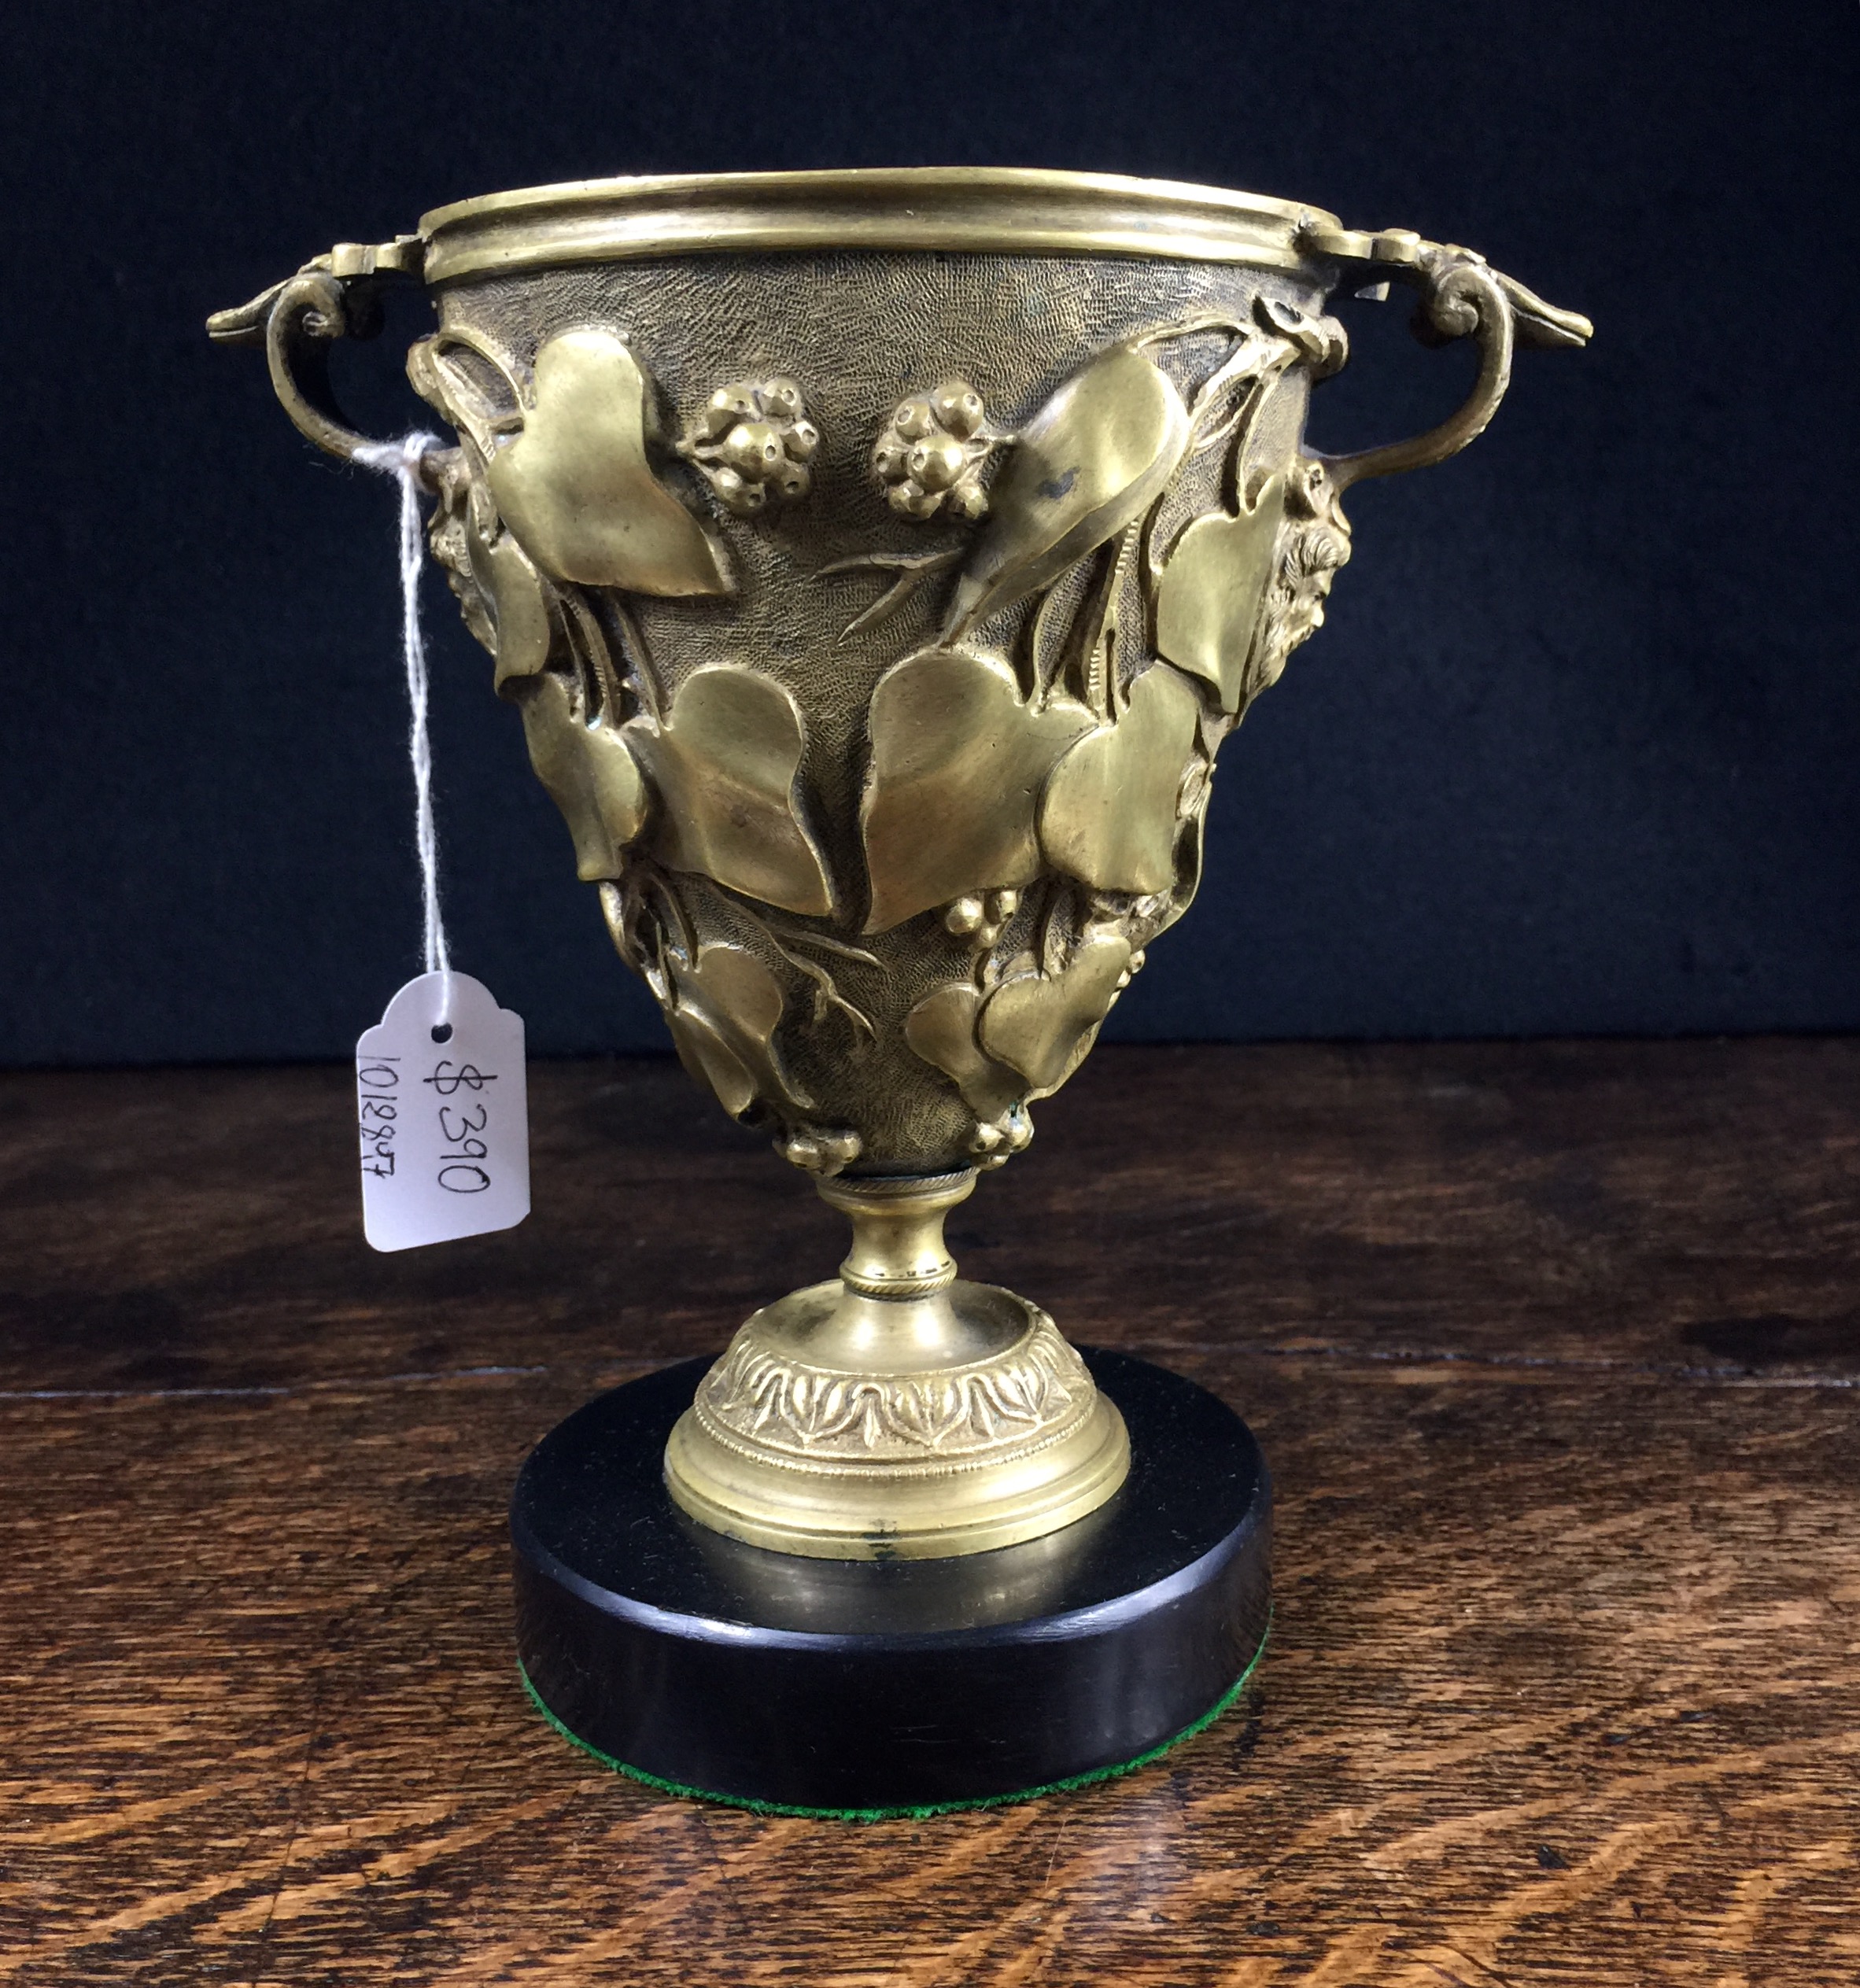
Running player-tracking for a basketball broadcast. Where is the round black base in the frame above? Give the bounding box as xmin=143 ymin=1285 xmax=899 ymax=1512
xmin=511 ymin=1349 xmax=1271 ymax=1816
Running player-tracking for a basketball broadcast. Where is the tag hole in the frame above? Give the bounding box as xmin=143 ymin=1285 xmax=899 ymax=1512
xmin=430 ymin=1023 xmax=453 ymax=1044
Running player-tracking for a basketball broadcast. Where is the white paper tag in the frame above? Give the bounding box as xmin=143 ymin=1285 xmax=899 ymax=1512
xmin=354 ymin=972 xmax=530 ymax=1252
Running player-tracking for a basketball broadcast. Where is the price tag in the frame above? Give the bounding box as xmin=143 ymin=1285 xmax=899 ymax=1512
xmin=355 ymin=972 xmax=530 ymax=1252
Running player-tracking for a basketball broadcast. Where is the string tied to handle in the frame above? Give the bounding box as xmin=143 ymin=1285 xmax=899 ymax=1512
xmin=353 ymin=433 xmax=452 ymax=1024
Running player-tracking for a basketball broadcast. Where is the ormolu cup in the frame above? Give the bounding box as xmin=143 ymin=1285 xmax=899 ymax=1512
xmin=214 ymin=169 xmax=1588 ymax=1558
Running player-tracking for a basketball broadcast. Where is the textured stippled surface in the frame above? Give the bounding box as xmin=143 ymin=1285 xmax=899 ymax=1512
xmin=2 ymin=1038 xmax=1857 ymax=1982
xmin=429 ymin=253 xmax=1323 ymax=1167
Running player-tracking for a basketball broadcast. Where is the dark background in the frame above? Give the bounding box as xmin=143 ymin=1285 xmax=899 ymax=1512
xmin=3 ymin=0 xmax=1854 ymax=1065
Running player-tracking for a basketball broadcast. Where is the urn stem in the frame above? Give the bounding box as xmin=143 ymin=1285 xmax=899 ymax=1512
xmin=818 ymin=1169 xmax=975 ymax=1300
xmin=661 ymin=1164 xmax=1129 ymax=1558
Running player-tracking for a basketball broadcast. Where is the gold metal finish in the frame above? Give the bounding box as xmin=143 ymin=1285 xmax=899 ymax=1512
xmin=680 ymin=374 xmax=820 ymax=515
xmin=416 ymin=168 xmax=1330 ymax=284
xmin=207 ymin=237 xmax=423 ymax=464
xmin=482 ymin=331 xmax=731 ymax=596
xmin=664 ymin=1171 xmax=1131 ymax=1558
xmin=215 ymin=167 xmax=1589 ymax=1558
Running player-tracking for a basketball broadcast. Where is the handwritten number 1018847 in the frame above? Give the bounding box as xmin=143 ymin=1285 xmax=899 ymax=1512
xmin=357 ymin=1056 xmax=501 ymax=1194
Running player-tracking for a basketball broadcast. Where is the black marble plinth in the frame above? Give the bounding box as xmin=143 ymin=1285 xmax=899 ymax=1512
xmin=511 ymin=1348 xmax=1271 ymax=1815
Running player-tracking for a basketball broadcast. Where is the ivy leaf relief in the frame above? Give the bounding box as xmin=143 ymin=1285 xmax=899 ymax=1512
xmin=977 ymin=933 xmax=1134 ymax=1098
xmin=511 ymin=670 xmax=649 ymax=883
xmin=1038 ymin=663 xmax=1204 ymax=894
xmin=469 ymin=528 xmax=557 ymax=690
xmin=942 ymin=345 xmax=1190 ymax=640
xmin=662 ymin=942 xmax=810 ymax=1119
xmin=485 ymin=330 xmax=731 ymax=598
xmin=1153 ymin=470 xmax=1288 ymax=712
xmin=630 ymin=665 xmax=835 ymax=918
xmin=903 ymin=983 xmax=1026 ymax=1123
xmin=860 ymin=648 xmax=1095 ymax=935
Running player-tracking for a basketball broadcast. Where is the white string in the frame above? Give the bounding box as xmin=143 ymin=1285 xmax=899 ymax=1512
xmin=354 ymin=433 xmax=452 ymax=1019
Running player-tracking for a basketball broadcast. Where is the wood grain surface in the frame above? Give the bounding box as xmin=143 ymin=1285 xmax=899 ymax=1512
xmin=1 ymin=1039 xmax=1854 ymax=1984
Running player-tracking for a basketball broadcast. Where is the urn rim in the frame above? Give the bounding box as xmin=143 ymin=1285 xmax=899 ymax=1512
xmin=416 ymin=166 xmax=1345 ymax=286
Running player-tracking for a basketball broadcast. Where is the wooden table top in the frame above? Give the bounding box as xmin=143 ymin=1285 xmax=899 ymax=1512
xmin=2 ymin=1039 xmax=1854 ymax=1985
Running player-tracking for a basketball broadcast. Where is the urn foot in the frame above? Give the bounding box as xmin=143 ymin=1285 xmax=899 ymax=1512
xmin=663 ymin=1170 xmax=1130 ymax=1558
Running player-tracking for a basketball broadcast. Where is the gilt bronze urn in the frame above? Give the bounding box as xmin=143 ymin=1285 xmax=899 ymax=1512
xmin=216 ymin=169 xmax=1587 ymax=1807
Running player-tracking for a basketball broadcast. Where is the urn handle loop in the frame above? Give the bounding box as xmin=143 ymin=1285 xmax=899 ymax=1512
xmin=207 ymin=238 xmax=434 ymax=479
xmin=1299 ymin=226 xmax=1592 ymax=492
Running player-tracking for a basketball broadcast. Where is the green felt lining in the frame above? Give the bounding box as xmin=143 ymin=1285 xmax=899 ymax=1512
xmin=518 ymin=1613 xmax=1269 ymax=1822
